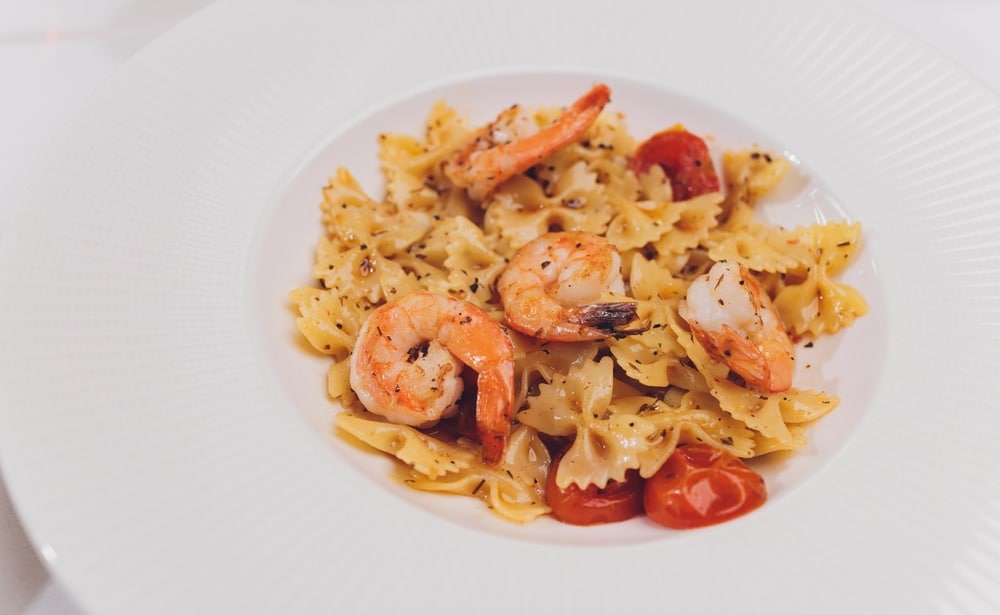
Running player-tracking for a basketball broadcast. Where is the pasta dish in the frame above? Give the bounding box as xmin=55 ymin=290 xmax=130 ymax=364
xmin=290 ymin=83 xmax=867 ymax=528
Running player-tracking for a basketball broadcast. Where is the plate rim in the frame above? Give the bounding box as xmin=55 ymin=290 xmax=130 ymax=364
xmin=2 ymin=0 xmax=1000 ymax=612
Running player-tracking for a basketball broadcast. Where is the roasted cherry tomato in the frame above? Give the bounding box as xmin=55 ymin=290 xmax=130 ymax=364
xmin=630 ymin=128 xmax=720 ymax=200
xmin=644 ymin=443 xmax=766 ymax=529
xmin=546 ymin=451 xmax=644 ymax=526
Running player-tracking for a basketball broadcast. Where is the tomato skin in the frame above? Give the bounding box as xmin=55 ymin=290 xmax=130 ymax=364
xmin=644 ymin=443 xmax=766 ymax=529
xmin=630 ymin=129 xmax=720 ymax=201
xmin=545 ymin=452 xmax=644 ymax=526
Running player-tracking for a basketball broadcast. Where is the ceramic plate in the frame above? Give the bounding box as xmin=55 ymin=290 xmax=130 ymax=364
xmin=2 ymin=1 xmax=999 ymax=613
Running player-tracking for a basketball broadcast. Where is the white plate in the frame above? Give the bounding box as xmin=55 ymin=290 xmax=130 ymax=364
xmin=2 ymin=1 xmax=999 ymax=613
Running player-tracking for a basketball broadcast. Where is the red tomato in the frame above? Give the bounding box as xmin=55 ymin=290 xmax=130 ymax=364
xmin=630 ymin=128 xmax=720 ymax=200
xmin=644 ymin=443 xmax=766 ymax=529
xmin=545 ymin=451 xmax=644 ymax=526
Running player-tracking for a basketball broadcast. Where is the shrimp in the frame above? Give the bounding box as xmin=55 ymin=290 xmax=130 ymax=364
xmin=443 ymin=83 xmax=611 ymax=202
xmin=497 ymin=231 xmax=644 ymax=342
xmin=349 ymin=291 xmax=515 ymax=465
xmin=678 ymin=261 xmax=795 ymax=392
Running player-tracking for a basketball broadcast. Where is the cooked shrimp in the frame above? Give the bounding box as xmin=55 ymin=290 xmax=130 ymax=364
xmin=443 ymin=83 xmax=611 ymax=202
xmin=349 ymin=291 xmax=515 ymax=465
xmin=497 ymin=231 xmax=644 ymax=342
xmin=678 ymin=261 xmax=794 ymax=392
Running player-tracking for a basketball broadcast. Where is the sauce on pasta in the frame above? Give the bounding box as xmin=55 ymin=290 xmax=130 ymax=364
xmin=290 ymin=83 xmax=868 ymax=529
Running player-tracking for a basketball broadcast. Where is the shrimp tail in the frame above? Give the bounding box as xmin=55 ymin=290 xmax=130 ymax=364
xmin=689 ymin=321 xmax=793 ymax=393
xmin=476 ymin=368 xmax=515 ymax=466
xmin=567 ymin=301 xmax=648 ymax=336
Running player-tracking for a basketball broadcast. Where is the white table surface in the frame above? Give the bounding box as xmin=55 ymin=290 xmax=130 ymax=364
xmin=1 ymin=1 xmax=998 ymax=613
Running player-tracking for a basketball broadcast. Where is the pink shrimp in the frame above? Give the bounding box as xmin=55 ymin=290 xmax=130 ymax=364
xmin=678 ymin=261 xmax=795 ymax=392
xmin=349 ymin=291 xmax=515 ymax=465
xmin=443 ymin=83 xmax=611 ymax=202
xmin=497 ymin=231 xmax=644 ymax=342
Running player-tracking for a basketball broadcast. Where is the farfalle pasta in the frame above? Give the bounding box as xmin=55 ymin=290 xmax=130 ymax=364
xmin=291 ymin=84 xmax=868 ymax=526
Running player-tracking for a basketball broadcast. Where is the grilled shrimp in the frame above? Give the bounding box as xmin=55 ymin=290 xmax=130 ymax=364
xmin=349 ymin=291 xmax=515 ymax=465
xmin=443 ymin=83 xmax=611 ymax=202
xmin=497 ymin=231 xmax=643 ymax=342
xmin=678 ymin=261 xmax=794 ymax=392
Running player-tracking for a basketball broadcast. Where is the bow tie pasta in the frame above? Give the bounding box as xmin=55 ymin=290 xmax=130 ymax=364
xmin=290 ymin=83 xmax=867 ymax=529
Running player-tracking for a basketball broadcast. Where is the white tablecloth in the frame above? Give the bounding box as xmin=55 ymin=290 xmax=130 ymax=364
xmin=1 ymin=1 xmax=998 ymax=612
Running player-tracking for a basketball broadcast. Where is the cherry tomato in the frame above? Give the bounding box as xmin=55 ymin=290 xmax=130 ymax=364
xmin=644 ymin=443 xmax=766 ymax=529
xmin=545 ymin=451 xmax=644 ymax=526
xmin=630 ymin=128 xmax=720 ymax=200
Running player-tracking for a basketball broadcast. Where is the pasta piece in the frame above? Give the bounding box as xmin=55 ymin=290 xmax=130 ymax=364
xmin=321 ymin=168 xmax=434 ymax=253
xmin=336 ymin=412 xmax=550 ymax=522
xmin=321 ymin=359 xmax=352 ymax=405
xmin=314 ymin=239 xmax=422 ymax=305
xmin=289 ymin=287 xmax=368 ymax=359
xmin=754 ymin=424 xmax=809 ymax=455
xmin=483 ymin=186 xmax=615 ymax=257
xmin=720 ymin=147 xmax=791 ymax=228
xmin=543 ymin=392 xmax=758 ymax=490
xmin=606 ymin=294 xmax=686 ymax=388
xmin=407 ymin=424 xmax=552 ymax=522
xmin=380 ymin=101 xmax=479 ymax=216
xmin=403 ymin=215 xmax=506 ymax=306
xmin=773 ymin=222 xmax=868 ymax=337
xmin=606 ymin=197 xmax=681 ymax=251
xmin=518 ymin=354 xmax=615 ymax=439
xmin=777 ymin=389 xmax=839 ymax=424
xmin=706 ymin=221 xmax=816 ymax=274
xmin=650 ymin=192 xmax=724 ymax=256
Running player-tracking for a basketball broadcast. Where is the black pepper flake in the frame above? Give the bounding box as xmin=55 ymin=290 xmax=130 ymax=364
xmin=406 ymin=342 xmax=429 ymax=363
xmin=359 ymin=256 xmax=376 ymax=276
